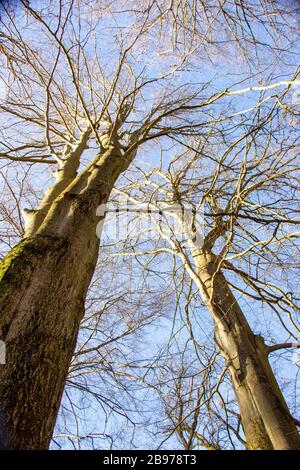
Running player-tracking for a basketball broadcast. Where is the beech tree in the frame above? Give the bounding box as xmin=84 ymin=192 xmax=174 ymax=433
xmin=111 ymin=72 xmax=300 ymax=449
xmin=0 ymin=0 xmax=299 ymax=450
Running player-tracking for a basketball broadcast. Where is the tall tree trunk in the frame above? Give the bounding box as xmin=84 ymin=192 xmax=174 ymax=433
xmin=193 ymin=250 xmax=300 ymax=450
xmin=0 ymin=143 xmax=130 ymax=449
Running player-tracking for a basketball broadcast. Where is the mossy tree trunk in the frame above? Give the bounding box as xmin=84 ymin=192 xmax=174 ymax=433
xmin=0 ymin=139 xmax=132 ymax=449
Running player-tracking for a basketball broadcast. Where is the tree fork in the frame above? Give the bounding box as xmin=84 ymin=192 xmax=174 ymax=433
xmin=0 ymin=143 xmax=133 ymax=449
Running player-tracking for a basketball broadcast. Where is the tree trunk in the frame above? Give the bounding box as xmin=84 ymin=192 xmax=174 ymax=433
xmin=194 ymin=250 xmax=300 ymax=450
xmin=0 ymin=144 xmax=129 ymax=449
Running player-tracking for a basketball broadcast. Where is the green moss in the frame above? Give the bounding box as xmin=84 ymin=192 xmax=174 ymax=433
xmin=245 ymin=416 xmax=273 ymax=450
xmin=0 ymin=240 xmax=28 ymax=283
xmin=0 ymin=236 xmax=69 ymax=303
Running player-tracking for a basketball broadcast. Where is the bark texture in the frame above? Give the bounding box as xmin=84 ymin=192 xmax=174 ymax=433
xmin=0 ymin=139 xmax=132 ymax=449
xmin=194 ymin=249 xmax=300 ymax=450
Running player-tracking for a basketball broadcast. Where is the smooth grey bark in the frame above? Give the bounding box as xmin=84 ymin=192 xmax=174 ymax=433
xmin=194 ymin=249 xmax=300 ymax=450
xmin=0 ymin=141 xmax=132 ymax=449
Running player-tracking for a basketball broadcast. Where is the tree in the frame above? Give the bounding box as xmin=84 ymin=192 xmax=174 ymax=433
xmin=111 ymin=74 xmax=300 ymax=449
xmin=0 ymin=0 xmax=298 ymax=449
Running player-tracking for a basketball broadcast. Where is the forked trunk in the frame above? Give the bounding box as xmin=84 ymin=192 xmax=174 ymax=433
xmin=0 ymin=145 xmax=128 ymax=449
xmin=194 ymin=250 xmax=300 ymax=450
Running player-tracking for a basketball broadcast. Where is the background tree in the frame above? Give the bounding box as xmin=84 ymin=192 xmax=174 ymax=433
xmin=108 ymin=74 xmax=300 ymax=449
